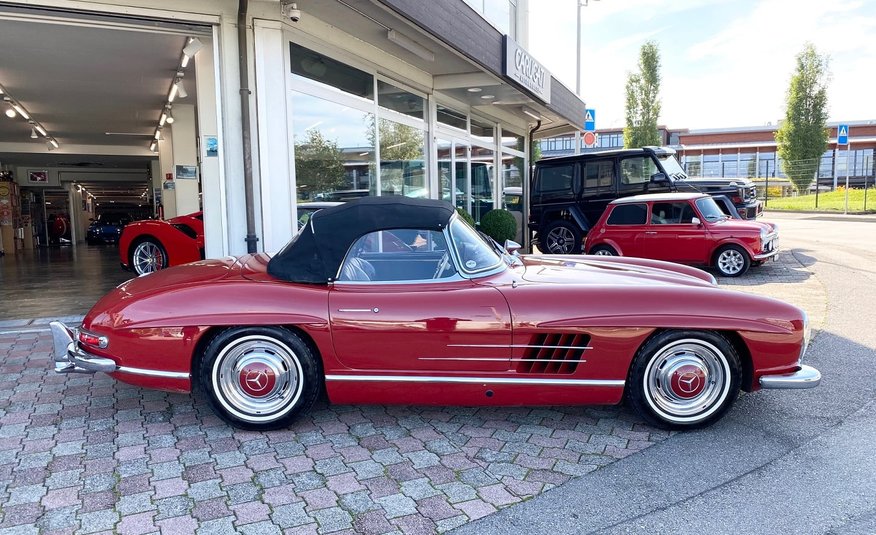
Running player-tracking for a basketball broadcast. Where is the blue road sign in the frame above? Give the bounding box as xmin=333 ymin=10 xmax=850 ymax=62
xmin=584 ymin=109 xmax=596 ymax=131
xmin=838 ymin=124 xmax=849 ymax=145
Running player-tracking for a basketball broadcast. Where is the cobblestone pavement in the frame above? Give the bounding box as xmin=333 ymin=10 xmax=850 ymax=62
xmin=0 ymin=330 xmax=670 ymax=535
xmin=0 ymin=248 xmax=821 ymax=535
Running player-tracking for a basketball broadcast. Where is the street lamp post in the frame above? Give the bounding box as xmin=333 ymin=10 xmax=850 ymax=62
xmin=575 ymin=0 xmax=598 ymax=154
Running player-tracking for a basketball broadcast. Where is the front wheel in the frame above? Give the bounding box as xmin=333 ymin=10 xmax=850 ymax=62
xmin=714 ymin=245 xmax=750 ymax=277
xmin=626 ymin=330 xmax=741 ymax=429
xmin=198 ymin=327 xmax=321 ymax=430
xmin=541 ymin=221 xmax=583 ymax=254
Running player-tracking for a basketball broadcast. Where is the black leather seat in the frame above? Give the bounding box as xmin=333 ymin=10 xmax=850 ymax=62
xmin=338 ymin=257 xmax=375 ymax=281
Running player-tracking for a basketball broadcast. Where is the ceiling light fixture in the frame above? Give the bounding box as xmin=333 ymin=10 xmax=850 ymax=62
xmin=150 ymin=36 xmax=202 ymax=151
xmin=49 ymin=138 xmax=59 ymax=149
xmin=480 ymin=94 xmax=495 ymax=100
xmin=521 ymin=106 xmax=541 ymax=121
xmin=0 ymin=83 xmax=55 ymax=148
xmin=467 ymin=88 xmax=482 ymax=93
xmin=387 ymin=30 xmax=435 ymax=62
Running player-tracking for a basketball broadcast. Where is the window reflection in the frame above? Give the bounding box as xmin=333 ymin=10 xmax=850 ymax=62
xmin=378 ymin=119 xmax=426 ymax=197
xmin=291 ymin=91 xmax=375 ymax=201
xmin=377 ymin=81 xmax=424 ymax=120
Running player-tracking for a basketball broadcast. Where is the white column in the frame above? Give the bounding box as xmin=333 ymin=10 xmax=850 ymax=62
xmin=158 ymin=128 xmax=177 ymax=218
xmin=254 ymin=20 xmax=295 ymax=253
xmin=170 ymin=104 xmax=200 ymax=216
xmin=196 ymin=34 xmax=228 ymax=259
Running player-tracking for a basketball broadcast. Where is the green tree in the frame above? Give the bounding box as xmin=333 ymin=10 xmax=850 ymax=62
xmin=294 ymin=129 xmax=347 ymax=199
xmin=775 ymin=43 xmax=830 ymax=192
xmin=624 ymin=41 xmax=662 ymax=148
xmin=367 ymin=118 xmax=424 ymax=195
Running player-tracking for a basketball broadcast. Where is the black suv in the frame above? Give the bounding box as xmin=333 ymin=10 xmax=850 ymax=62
xmin=529 ymin=146 xmax=762 ymax=253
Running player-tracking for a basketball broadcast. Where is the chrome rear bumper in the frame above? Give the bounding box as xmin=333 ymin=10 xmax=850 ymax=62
xmin=49 ymin=321 xmax=117 ymax=375
xmin=759 ymin=364 xmax=821 ymax=389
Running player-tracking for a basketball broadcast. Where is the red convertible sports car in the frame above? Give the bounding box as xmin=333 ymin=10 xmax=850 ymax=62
xmin=53 ymin=196 xmax=819 ymax=430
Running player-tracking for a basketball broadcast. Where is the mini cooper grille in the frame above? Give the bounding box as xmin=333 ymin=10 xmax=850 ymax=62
xmin=517 ymin=333 xmax=591 ymax=374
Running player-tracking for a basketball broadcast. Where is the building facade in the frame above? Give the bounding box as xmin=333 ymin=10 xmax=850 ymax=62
xmin=0 ymin=0 xmax=583 ymax=257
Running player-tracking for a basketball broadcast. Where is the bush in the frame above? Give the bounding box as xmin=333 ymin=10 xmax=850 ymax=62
xmin=479 ymin=209 xmax=518 ymax=243
xmin=456 ymin=208 xmax=476 ymax=227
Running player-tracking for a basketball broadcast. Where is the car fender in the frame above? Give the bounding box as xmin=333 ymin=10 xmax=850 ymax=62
xmin=710 ymin=237 xmax=757 ymax=261
xmin=586 ymin=237 xmax=625 ymax=255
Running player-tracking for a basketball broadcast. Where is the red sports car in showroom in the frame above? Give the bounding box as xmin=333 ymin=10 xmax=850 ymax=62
xmin=120 ymin=203 xmax=340 ymax=276
xmin=584 ymin=193 xmax=779 ymax=277
xmin=52 ymin=196 xmax=819 ymax=431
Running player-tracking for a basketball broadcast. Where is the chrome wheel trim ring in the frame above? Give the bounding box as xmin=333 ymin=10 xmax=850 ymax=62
xmin=642 ymin=338 xmax=731 ymax=424
xmin=133 ymin=242 xmax=163 ymax=274
xmin=593 ymin=248 xmax=614 ymax=256
xmin=546 ymin=226 xmax=575 ymax=254
xmin=211 ymin=335 xmax=303 ymax=423
xmin=717 ymin=249 xmax=745 ymax=275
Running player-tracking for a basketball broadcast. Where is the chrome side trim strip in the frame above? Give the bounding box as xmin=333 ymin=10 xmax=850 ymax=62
xmin=447 ymin=344 xmax=593 ymax=350
xmin=117 ymin=366 xmax=191 ymax=379
xmin=325 ymin=374 xmax=623 ymax=387
xmin=418 ymin=357 xmax=587 ymax=363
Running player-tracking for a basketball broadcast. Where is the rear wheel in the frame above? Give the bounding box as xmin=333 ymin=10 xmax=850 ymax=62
xmin=714 ymin=245 xmax=750 ymax=277
xmin=627 ymin=330 xmax=741 ymax=429
xmin=589 ymin=244 xmax=618 ymax=256
xmin=130 ymin=238 xmax=168 ymax=275
xmin=198 ymin=327 xmax=321 ymax=430
xmin=541 ymin=221 xmax=582 ymax=254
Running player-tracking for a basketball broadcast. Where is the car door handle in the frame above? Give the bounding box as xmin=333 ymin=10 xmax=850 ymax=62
xmin=337 ymin=308 xmax=380 ymax=313
xmin=645 ymin=231 xmax=658 ymax=235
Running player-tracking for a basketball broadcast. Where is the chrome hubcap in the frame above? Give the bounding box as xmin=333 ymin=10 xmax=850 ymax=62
xmin=133 ymin=242 xmax=164 ymax=274
xmin=643 ymin=339 xmax=730 ymax=423
xmin=717 ymin=249 xmax=745 ymax=275
xmin=546 ymin=226 xmax=575 ymax=253
xmin=594 ymin=249 xmax=614 ymax=256
xmin=212 ymin=335 xmax=302 ymax=423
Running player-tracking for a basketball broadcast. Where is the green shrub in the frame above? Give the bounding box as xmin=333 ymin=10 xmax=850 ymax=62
xmin=456 ymin=208 xmax=476 ymax=227
xmin=479 ymin=209 xmax=518 ymax=243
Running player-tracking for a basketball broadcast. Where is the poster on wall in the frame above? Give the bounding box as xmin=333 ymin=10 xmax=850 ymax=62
xmin=28 ymin=170 xmax=48 ymax=183
xmin=175 ymin=165 xmax=197 ymax=180
xmin=204 ymin=136 xmax=218 ymax=157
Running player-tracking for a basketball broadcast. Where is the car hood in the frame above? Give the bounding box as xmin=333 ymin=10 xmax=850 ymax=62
xmin=709 ymin=218 xmax=775 ymax=233
xmin=518 ymin=254 xmax=717 ymax=288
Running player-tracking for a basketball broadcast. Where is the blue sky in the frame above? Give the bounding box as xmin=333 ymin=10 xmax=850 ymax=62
xmin=528 ymin=0 xmax=876 ymax=129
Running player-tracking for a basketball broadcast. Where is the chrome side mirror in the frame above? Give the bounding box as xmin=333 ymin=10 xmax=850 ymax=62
xmin=504 ymin=239 xmax=522 ymax=255
xmin=691 ymin=217 xmax=702 ymax=226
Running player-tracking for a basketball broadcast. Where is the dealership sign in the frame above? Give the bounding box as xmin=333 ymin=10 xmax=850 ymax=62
xmin=503 ymin=36 xmax=551 ymax=104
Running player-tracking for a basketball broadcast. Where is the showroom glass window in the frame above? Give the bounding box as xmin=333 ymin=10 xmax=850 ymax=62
xmin=290 ymin=43 xmax=427 ymax=201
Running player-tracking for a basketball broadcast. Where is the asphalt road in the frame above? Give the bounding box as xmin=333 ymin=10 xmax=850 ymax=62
xmin=455 ymin=212 xmax=876 ymax=535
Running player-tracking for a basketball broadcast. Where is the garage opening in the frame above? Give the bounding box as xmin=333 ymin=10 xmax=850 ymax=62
xmin=0 ymin=6 xmax=219 ymax=321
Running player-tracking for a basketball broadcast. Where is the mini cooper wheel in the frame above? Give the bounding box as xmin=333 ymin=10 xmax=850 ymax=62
xmin=714 ymin=245 xmax=750 ymax=277
xmin=542 ymin=221 xmax=582 ymax=254
xmin=199 ymin=327 xmax=321 ymax=430
xmin=130 ymin=238 xmax=168 ymax=275
xmin=589 ymin=244 xmax=617 ymax=256
xmin=627 ymin=330 xmax=741 ymax=429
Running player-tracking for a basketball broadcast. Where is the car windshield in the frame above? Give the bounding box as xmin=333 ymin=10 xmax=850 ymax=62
xmin=695 ymin=197 xmax=728 ymax=221
xmin=448 ymin=217 xmax=503 ymax=274
xmin=657 ymin=155 xmax=688 ymax=179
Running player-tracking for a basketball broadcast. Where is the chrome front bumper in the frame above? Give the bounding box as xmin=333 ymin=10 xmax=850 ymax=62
xmin=759 ymin=364 xmax=821 ymax=389
xmin=50 ymin=321 xmax=118 ymax=375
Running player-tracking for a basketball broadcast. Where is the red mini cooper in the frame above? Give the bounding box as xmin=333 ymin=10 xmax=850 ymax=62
xmin=584 ymin=193 xmax=778 ymax=277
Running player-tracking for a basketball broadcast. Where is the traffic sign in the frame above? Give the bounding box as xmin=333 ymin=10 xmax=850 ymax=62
xmin=582 ymin=131 xmax=597 ymax=146
xmin=838 ymin=124 xmax=849 ymax=145
xmin=584 ymin=109 xmax=596 ymax=131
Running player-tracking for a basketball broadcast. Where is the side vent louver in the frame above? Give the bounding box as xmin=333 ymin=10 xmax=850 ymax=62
xmin=517 ymin=333 xmax=591 ymax=374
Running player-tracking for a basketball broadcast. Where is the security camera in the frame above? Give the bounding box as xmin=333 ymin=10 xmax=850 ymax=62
xmin=282 ymin=2 xmax=301 ymax=22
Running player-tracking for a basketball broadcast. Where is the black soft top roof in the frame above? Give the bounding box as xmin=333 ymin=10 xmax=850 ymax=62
xmin=267 ymin=196 xmax=456 ymax=284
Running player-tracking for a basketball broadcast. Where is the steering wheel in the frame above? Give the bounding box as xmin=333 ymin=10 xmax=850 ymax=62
xmin=433 ymin=251 xmax=451 ymax=279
